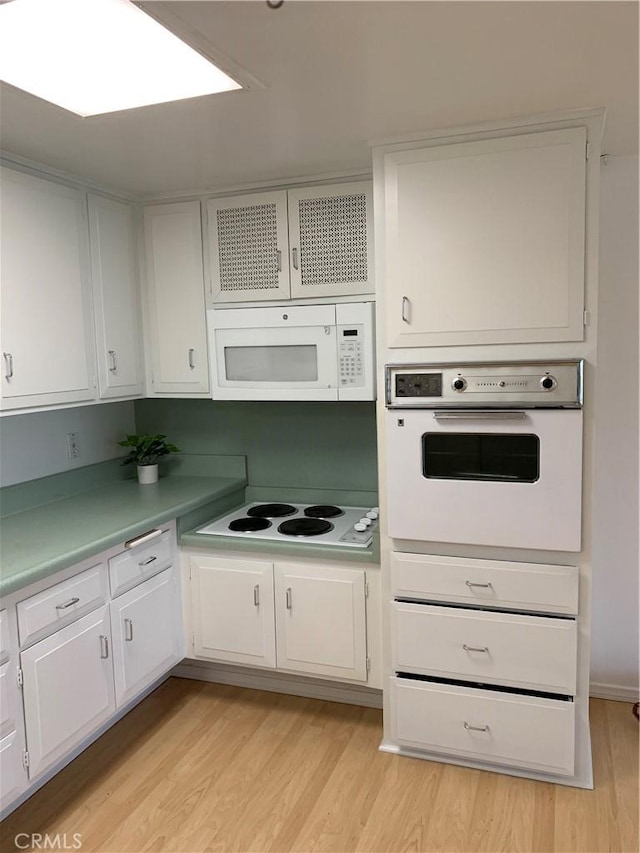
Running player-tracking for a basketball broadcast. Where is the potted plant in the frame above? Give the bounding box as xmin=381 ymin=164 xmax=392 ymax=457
xmin=118 ymin=433 xmax=180 ymax=484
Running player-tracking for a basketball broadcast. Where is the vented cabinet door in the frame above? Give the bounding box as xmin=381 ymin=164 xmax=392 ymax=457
xmin=288 ymin=182 xmax=375 ymax=299
xmin=208 ymin=191 xmax=290 ymax=303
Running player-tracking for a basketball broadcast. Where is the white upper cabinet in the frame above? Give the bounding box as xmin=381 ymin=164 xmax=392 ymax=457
xmin=378 ymin=127 xmax=587 ymax=348
xmin=142 ymin=201 xmax=209 ymax=395
xmin=207 ymin=182 xmax=374 ymax=304
xmin=88 ymin=195 xmax=143 ymax=399
xmin=208 ymin=191 xmax=291 ymax=303
xmin=0 ymin=167 xmax=96 ymax=410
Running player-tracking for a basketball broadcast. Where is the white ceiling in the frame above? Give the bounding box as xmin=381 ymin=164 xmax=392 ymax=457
xmin=0 ymin=0 xmax=637 ymax=197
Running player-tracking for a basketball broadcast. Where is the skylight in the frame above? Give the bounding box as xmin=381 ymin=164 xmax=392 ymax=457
xmin=0 ymin=0 xmax=242 ymax=117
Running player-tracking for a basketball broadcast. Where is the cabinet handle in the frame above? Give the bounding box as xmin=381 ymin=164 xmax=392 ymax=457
xmin=276 ymin=249 xmax=282 ymax=272
xmin=108 ymin=350 xmax=117 ymax=373
xmin=55 ymin=597 xmax=80 ymax=610
xmin=464 ymin=722 xmax=490 ymax=733
xmin=292 ymin=248 xmax=299 ymax=270
xmin=3 ymin=352 xmax=14 ymax=379
xmin=465 ymin=581 xmax=493 ymax=590
xmin=125 ymin=529 xmax=162 ymax=550
xmin=99 ymin=635 xmax=109 ymax=659
xmin=285 ymin=587 xmax=292 ymax=610
xmin=188 ymin=348 xmax=195 ymax=370
xmin=401 ymin=296 xmax=410 ymax=324
xmin=139 ymin=555 xmax=157 ymax=567
xmin=463 ymin=644 xmax=489 ymax=654
xmin=124 ymin=618 xmax=134 ymax=642
xmin=253 ymin=584 xmax=260 ymax=607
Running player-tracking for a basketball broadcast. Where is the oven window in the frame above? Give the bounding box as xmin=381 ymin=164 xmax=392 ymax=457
xmin=224 ymin=345 xmax=318 ymax=382
xmin=422 ymin=433 xmax=540 ymax=482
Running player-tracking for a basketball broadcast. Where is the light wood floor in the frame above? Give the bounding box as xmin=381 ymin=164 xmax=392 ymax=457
xmin=1 ymin=678 xmax=637 ymax=853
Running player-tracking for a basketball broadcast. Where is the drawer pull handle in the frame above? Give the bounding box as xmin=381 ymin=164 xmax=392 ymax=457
xmin=253 ymin=585 xmax=260 ymax=607
xmin=125 ymin=529 xmax=162 ymax=550
xmin=124 ymin=618 xmax=134 ymax=642
xmin=463 ymin=644 xmax=489 ymax=654
xmin=465 ymin=581 xmax=493 ymax=590
xmin=464 ymin=722 xmax=490 ymax=733
xmin=285 ymin=587 xmax=292 ymax=610
xmin=139 ymin=556 xmax=157 ymax=567
xmin=99 ymin=635 xmax=109 ymax=659
xmin=56 ymin=597 xmax=80 ymax=610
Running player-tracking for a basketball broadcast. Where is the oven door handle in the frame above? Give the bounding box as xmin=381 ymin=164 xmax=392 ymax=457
xmin=432 ymin=410 xmax=528 ymax=421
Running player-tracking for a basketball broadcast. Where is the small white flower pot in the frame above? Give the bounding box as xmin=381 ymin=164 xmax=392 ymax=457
xmin=137 ymin=464 xmax=159 ymax=485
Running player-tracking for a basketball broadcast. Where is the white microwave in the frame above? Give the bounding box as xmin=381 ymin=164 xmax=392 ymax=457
xmin=207 ymin=302 xmax=376 ymax=401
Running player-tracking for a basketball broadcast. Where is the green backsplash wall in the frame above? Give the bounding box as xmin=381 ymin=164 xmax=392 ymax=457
xmin=134 ymin=400 xmax=378 ymax=492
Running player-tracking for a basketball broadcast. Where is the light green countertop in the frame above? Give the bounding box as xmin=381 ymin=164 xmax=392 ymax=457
xmin=0 ymin=475 xmax=246 ymax=597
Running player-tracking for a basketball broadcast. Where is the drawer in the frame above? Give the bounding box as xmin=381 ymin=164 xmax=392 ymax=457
xmin=391 ymin=676 xmax=575 ymax=776
xmin=391 ymin=552 xmax=579 ymax=615
xmin=109 ymin=528 xmax=173 ymax=598
xmin=393 ymin=602 xmax=577 ymax=694
xmin=17 ymin=564 xmax=108 ymax=648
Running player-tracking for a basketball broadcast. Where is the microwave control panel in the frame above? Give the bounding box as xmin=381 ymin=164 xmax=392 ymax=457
xmin=338 ymin=325 xmax=365 ymax=387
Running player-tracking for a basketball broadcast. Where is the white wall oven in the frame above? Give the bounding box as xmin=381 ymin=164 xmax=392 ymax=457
xmin=385 ymin=360 xmax=584 ymax=552
xmin=207 ymin=302 xmax=375 ymax=401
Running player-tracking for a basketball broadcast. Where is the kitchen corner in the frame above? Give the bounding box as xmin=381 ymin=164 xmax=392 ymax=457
xmin=0 ymin=453 xmax=248 ymax=597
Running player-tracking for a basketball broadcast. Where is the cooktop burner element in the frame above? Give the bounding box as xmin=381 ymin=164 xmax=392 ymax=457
xmin=196 ymin=502 xmax=379 ymax=549
xmin=303 ymin=505 xmax=344 ymax=519
xmin=247 ymin=503 xmax=297 ymax=518
xmin=278 ymin=518 xmax=334 ymax=537
xmin=229 ymin=517 xmax=272 ymax=532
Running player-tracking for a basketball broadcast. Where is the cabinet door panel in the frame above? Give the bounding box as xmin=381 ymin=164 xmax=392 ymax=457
xmin=274 ymin=563 xmax=367 ymax=681
xmin=0 ymin=167 xmax=95 ymax=409
xmin=288 ymin=182 xmax=375 ymax=299
xmin=143 ymin=202 xmax=209 ymax=394
xmin=208 ymin=192 xmax=290 ymax=303
xmin=0 ymin=731 xmax=28 ymax=812
xmin=110 ymin=569 xmax=179 ymax=708
xmin=21 ymin=606 xmax=115 ymax=779
xmin=382 ymin=127 xmax=586 ymax=347
xmin=88 ymin=195 xmax=143 ymax=399
xmin=190 ymin=555 xmax=275 ymax=667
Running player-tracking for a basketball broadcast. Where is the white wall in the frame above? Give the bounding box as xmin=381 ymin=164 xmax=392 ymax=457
xmin=591 ymin=155 xmax=639 ymax=699
xmin=0 ymin=401 xmax=136 ymax=487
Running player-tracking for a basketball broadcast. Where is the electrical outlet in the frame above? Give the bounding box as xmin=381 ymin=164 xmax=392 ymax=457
xmin=66 ymin=432 xmax=80 ymax=460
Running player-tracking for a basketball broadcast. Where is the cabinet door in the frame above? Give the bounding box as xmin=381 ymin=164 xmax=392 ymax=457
xmin=274 ymin=563 xmax=367 ymax=681
xmin=0 ymin=167 xmax=95 ymax=410
xmin=88 ymin=195 xmax=143 ymax=399
xmin=21 ymin=605 xmax=115 ymax=779
xmin=288 ymin=182 xmax=375 ymax=300
xmin=110 ymin=569 xmax=180 ymax=708
xmin=381 ymin=127 xmax=587 ymax=347
xmin=143 ymin=201 xmax=209 ymax=394
xmin=208 ymin=191 xmax=290 ymax=303
xmin=190 ymin=555 xmax=276 ymax=667
xmin=0 ymin=609 xmax=28 ymax=810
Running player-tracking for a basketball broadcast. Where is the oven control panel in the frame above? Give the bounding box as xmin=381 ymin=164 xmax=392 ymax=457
xmin=339 ymin=508 xmax=379 ymax=545
xmin=386 ymin=360 xmax=583 ymax=408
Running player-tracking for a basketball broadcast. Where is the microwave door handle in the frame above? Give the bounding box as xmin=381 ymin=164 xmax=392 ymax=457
xmin=433 ymin=410 xmax=527 ymax=421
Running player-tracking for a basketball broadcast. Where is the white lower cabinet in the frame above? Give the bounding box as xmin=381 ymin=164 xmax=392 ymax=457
xmin=191 ymin=556 xmax=276 ymax=667
xmin=20 ymin=605 xmax=116 ymax=779
xmin=110 ymin=568 xmax=180 ymax=708
xmin=189 ymin=554 xmax=368 ymax=682
xmin=274 ymin=563 xmax=367 ymax=681
xmin=389 ymin=549 xmax=579 ymax=779
xmin=0 ymin=608 xmax=28 ymax=810
xmin=391 ymin=677 xmax=575 ymax=776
